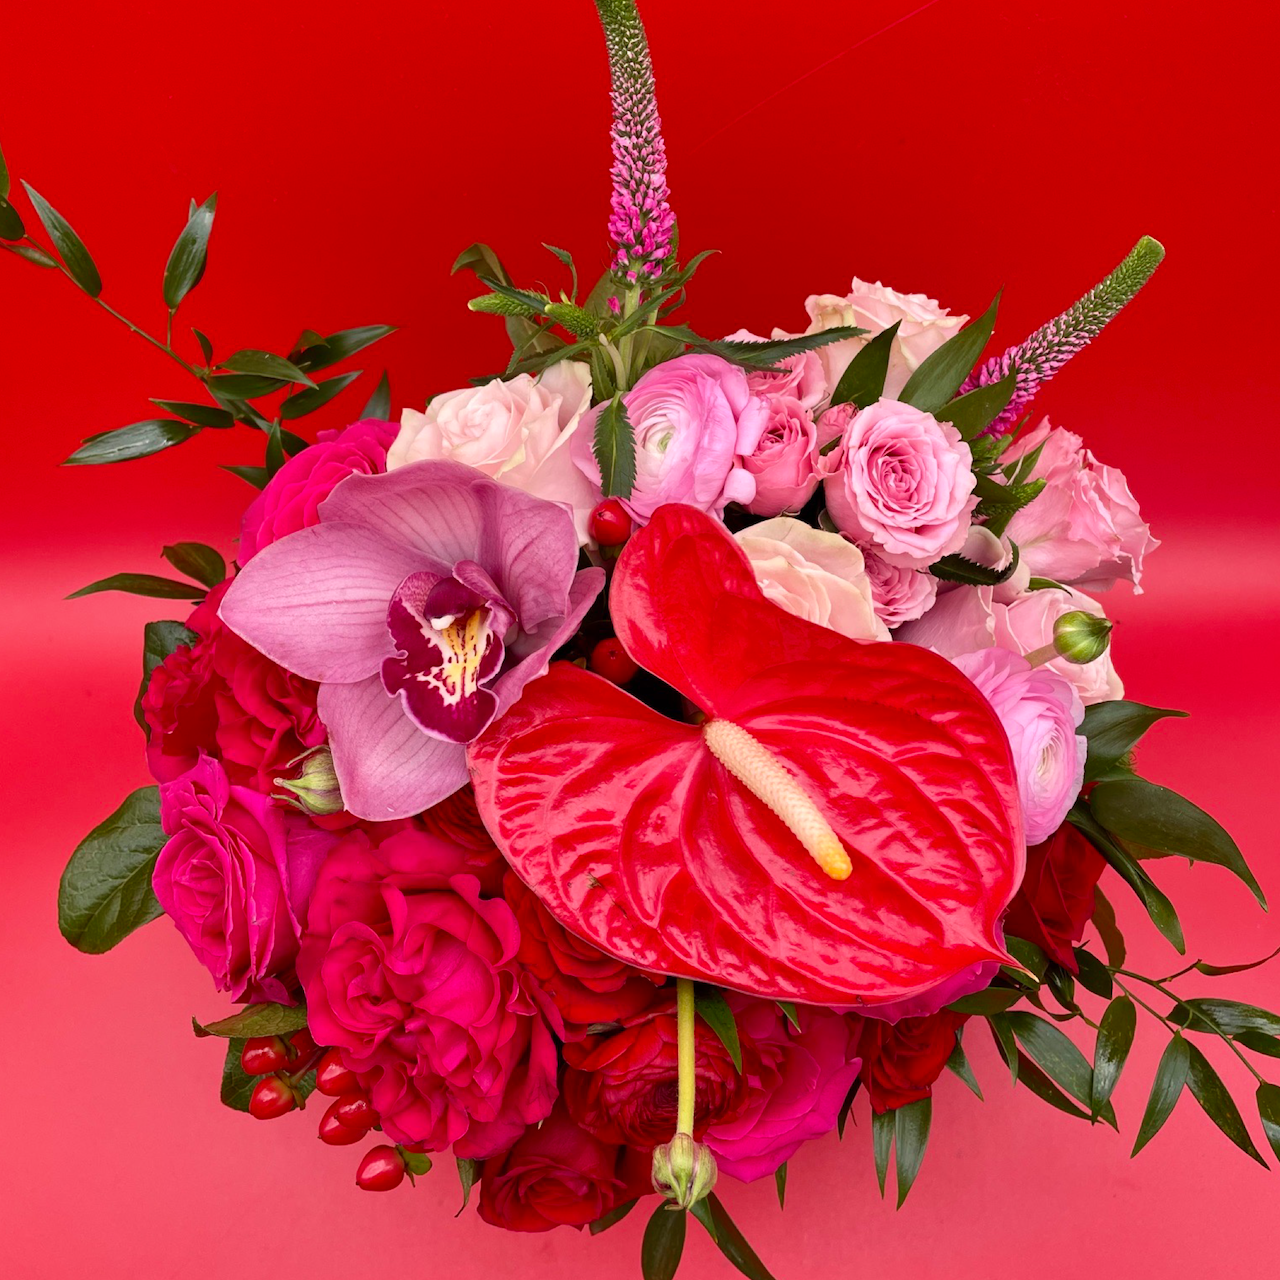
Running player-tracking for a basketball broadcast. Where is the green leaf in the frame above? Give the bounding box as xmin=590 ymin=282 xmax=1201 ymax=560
xmin=281 ymin=428 xmax=308 ymax=457
xmin=1089 ymin=776 xmax=1265 ymax=908
xmin=898 ymin=294 xmax=1000 ymax=414
xmin=209 ymin=374 xmax=289 ymax=400
xmin=220 ymin=1039 xmax=257 ymax=1112
xmin=1092 ymin=995 xmax=1137 ymax=1115
xmin=67 ymin=572 xmax=205 ymax=601
xmin=455 ymin=1157 xmax=479 ymax=1215
xmin=22 ymin=182 xmax=101 ymax=295
xmin=265 ymin=422 xmax=285 ymax=478
xmin=776 ymin=1001 xmax=801 ymax=1031
xmin=0 ymin=137 xmax=9 ymax=200
xmin=1006 ymin=935 xmax=1050 ymax=981
xmin=279 ymin=370 xmax=362 ymax=420
xmin=828 ymin=321 xmax=900 ymax=408
xmin=1195 ymin=944 xmax=1280 ymax=978
xmin=1011 ymin=1048 xmax=1098 ymax=1121
xmin=1183 ymin=1040 xmax=1268 ymax=1166
xmin=938 ymin=371 xmax=1017 ymax=441
xmin=948 ymin=987 xmax=1022 ymax=1016
xmin=774 ymin=1162 xmax=787 ymax=1209
xmin=401 ymin=1149 xmax=432 ymax=1177
xmin=193 ymin=329 xmax=214 ymax=363
xmin=1090 ymin=885 xmax=1127 ymax=967
xmin=663 ymin=325 xmax=866 ymax=372
xmin=361 ymin=370 xmax=391 ymax=420
xmin=1237 ymin=1031 xmax=1280 ymax=1059
xmin=836 ymin=1076 xmax=861 ymax=1138
xmin=871 ymin=1107 xmax=894 ymax=1197
xmin=161 ymin=542 xmax=225 ymax=588
xmin=222 ymin=464 xmax=269 ymax=489
xmin=163 ymin=192 xmax=217 ymax=310
xmin=58 ymin=786 xmax=166 ymax=953
xmin=3 ymin=240 xmax=58 ymax=267
xmin=299 ymin=324 xmax=397 ymax=371
xmin=1069 ymin=800 xmax=1184 ymax=953
xmin=694 ymin=986 xmax=742 ymax=1072
xmin=544 ymin=300 xmax=602 ymax=338
xmin=929 ymin=542 xmax=1021 ymax=587
xmin=590 ymin=1198 xmax=639 ymax=1235
xmin=1081 ymin=700 xmax=1188 ymax=782
xmin=893 ymin=1098 xmax=931 ymax=1207
xmin=1073 ymin=948 xmax=1114 ymax=998
xmin=66 ymin=419 xmax=201 ymax=465
xmin=1176 ymin=998 xmax=1280 ymax=1039
xmin=945 ymin=1036 xmax=984 ymax=1099
xmin=0 ymin=197 xmax=24 ymax=241
xmin=1132 ymin=1034 xmax=1189 ymax=1156
xmin=641 ymin=1204 xmax=686 ymax=1280
xmin=972 ymin=477 xmax=1047 ymax=540
xmin=452 ymin=242 xmax=512 ymax=283
xmin=222 ymin=350 xmax=315 ymax=387
xmin=193 ymin=1002 xmax=308 ymax=1039
xmin=1004 ymin=1011 xmax=1096 ymax=1111
xmin=543 ymin=242 xmax=579 ymax=298
xmin=987 ymin=1014 xmax=1020 ymax=1084
xmin=594 ymin=393 xmax=636 ymax=499
xmin=690 ymin=1194 xmax=776 ymax=1280
xmin=134 ymin=619 xmax=197 ymax=730
xmin=1257 ymin=1083 xmax=1280 ymax=1163
xmin=149 ymin=400 xmax=235 ymax=429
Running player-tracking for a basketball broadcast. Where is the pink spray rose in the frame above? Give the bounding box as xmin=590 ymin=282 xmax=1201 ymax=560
xmin=802 ymin=279 xmax=967 ymax=400
xmin=734 ymin=517 xmax=888 ymax=642
xmin=571 ymin=353 xmax=769 ymax=522
xmin=823 ymin=397 xmax=977 ymax=567
xmin=297 ymin=823 xmax=561 ymax=1158
xmin=239 ymin=418 xmax=397 ymax=561
xmin=1002 ymin=418 xmax=1158 ymax=591
xmin=703 ymin=998 xmax=862 ymax=1182
xmin=388 ymin=364 xmax=598 ymax=544
xmin=951 ymin=648 xmax=1086 ymax=845
xmin=724 ymin=329 xmax=826 ymax=410
xmin=153 ymin=755 xmax=333 ymax=1003
xmin=741 ymin=394 xmax=823 ymax=516
xmin=861 ymin=548 xmax=939 ymax=628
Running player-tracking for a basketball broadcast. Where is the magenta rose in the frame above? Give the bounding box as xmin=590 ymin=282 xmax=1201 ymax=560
xmin=823 ymin=397 xmax=977 ymax=567
xmin=703 ymin=998 xmax=862 ymax=1182
xmin=239 ymin=418 xmax=397 ymax=561
xmin=297 ymin=823 xmax=560 ymax=1158
xmin=153 ymin=755 xmax=333 ymax=1002
xmin=572 ymin=353 xmax=769 ymax=522
xmin=741 ymin=394 xmax=823 ymax=516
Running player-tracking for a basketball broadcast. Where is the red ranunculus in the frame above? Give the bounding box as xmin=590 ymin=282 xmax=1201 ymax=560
xmin=857 ymin=1010 xmax=968 ymax=1113
xmin=1004 ymin=821 xmax=1107 ymax=973
xmin=562 ymin=996 xmax=750 ymax=1147
xmin=477 ymin=1102 xmax=651 ymax=1233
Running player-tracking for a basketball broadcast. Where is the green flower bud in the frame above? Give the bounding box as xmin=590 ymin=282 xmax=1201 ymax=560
xmin=275 ymin=747 xmax=344 ymax=816
xmin=651 ymin=1132 xmax=717 ymax=1209
xmin=1052 ymin=610 xmax=1113 ymax=664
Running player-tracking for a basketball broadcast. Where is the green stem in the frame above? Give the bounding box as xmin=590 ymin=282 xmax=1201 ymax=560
xmin=675 ymin=977 xmax=696 ymax=1136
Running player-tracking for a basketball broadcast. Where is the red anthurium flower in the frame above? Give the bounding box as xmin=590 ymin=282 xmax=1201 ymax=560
xmin=468 ymin=505 xmax=1024 ymax=1008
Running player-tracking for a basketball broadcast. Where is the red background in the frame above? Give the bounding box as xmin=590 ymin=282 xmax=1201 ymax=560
xmin=2 ymin=1 xmax=1278 ymax=1275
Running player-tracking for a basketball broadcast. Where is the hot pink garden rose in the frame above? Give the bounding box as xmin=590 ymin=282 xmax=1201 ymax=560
xmin=824 ymin=397 xmax=977 ymax=566
xmin=951 ymin=648 xmax=1085 ymax=845
xmin=297 ymin=823 xmax=561 ymax=1158
xmin=571 ymin=353 xmax=769 ymax=521
xmin=741 ymin=394 xmax=823 ymax=516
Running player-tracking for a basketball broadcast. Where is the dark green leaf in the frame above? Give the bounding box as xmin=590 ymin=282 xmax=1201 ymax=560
xmin=1011 ymin=1048 xmax=1097 ymax=1121
xmin=67 ymin=572 xmax=204 ymax=601
xmin=1177 ymin=998 xmax=1280 ymax=1039
xmin=298 ymin=325 xmax=396 ymax=373
xmin=0 ymin=138 xmax=9 ymax=200
xmin=1092 ymin=995 xmax=1137 ymax=1115
xmin=1237 ymin=1030 xmax=1280 ymax=1059
xmin=220 ymin=1039 xmax=257 ymax=1112
xmin=1196 ymin=944 xmax=1280 ymax=978
xmin=836 ymin=1076 xmax=861 ymax=1138
xmin=662 ymin=325 xmax=865 ymax=372
xmin=451 ymin=242 xmax=512 ymax=284
xmin=1081 ymin=700 xmax=1188 ymax=782
xmin=3 ymin=240 xmax=58 ymax=267
xmin=1046 ymin=965 xmax=1079 ymax=1013
xmin=594 ymin=393 xmax=636 ymax=499
xmin=1132 ymin=1035 xmax=1190 ymax=1156
xmin=1006 ymin=935 xmax=1050 ymax=981
xmin=58 ymin=787 xmax=165 ymax=953
xmin=694 ymin=986 xmax=742 ymax=1072
xmin=590 ymin=1198 xmax=639 ymax=1234
xmin=1257 ymin=1082 xmax=1280 ymax=1163
xmin=361 ymin=370 xmax=391 ymax=420
xmin=898 ymin=294 xmax=1000 ymax=414
xmin=543 ymin=242 xmax=578 ymax=298
xmin=66 ymin=419 xmax=201 ymax=465
xmin=1090 ymin=885 xmax=1127 ymax=967
xmin=209 ymin=373 xmax=287 ymax=399
xmin=222 ymin=350 xmax=314 ymax=387
xmin=161 ymin=542 xmax=225 ymax=588
xmin=193 ymin=329 xmax=214 ymax=363
xmin=972 ymin=477 xmax=1047 ymax=540
xmin=988 ymin=1013 xmax=1020 ymax=1084
xmin=774 ymin=1162 xmax=787 ymax=1209
xmin=0 ymin=197 xmax=23 ymax=241
xmin=149 ymin=400 xmax=234 ymax=429
xmin=948 ymin=987 xmax=1022 ymax=1015
xmin=871 ymin=1107 xmax=894 ymax=1196
xmin=281 ymin=428 xmax=308 ymax=456
xmin=828 ymin=321 xmax=900 ymax=408
xmin=22 ymin=182 xmax=101 ymax=295
xmin=690 ymin=1194 xmax=776 ymax=1280
xmin=135 ymin=619 xmax=197 ymax=730
xmin=938 ymin=372 xmax=1017 ymax=440
xmin=1090 ymin=776 xmax=1265 ymax=908
xmin=1073 ymin=948 xmax=1114 ymax=998
xmin=641 ymin=1204 xmax=686 ymax=1280
xmin=455 ymin=1157 xmax=479 ymax=1215
xmin=777 ymin=1001 xmax=801 ymax=1031
xmin=163 ymin=192 xmax=216 ymax=309
xmin=266 ymin=422 xmax=285 ymax=478
xmin=1005 ymin=1010 xmax=1096 ymax=1110
xmin=893 ymin=1098 xmax=931 ymax=1207
xmin=929 ymin=541 xmax=1021 ymax=586
xmin=193 ymin=1002 xmax=307 ymax=1039
xmin=278 ymin=371 xmax=361 ymax=420
xmin=222 ymin=464 xmax=269 ymax=489
xmin=1184 ymin=1040 xmax=1268 ymax=1165
xmin=945 ymin=1037 xmax=984 ymax=1099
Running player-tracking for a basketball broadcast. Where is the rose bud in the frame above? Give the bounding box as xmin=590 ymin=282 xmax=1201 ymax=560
xmin=274 ymin=747 xmax=344 ymax=816
xmin=651 ymin=1132 xmax=717 ymax=1209
xmin=1052 ymin=610 xmax=1114 ymax=665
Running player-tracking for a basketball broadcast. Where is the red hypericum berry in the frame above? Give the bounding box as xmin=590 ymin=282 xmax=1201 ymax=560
xmin=241 ymin=1036 xmax=291 ymax=1076
xmin=333 ymin=1091 xmax=379 ymax=1131
xmin=249 ymin=1076 xmax=297 ymax=1120
xmin=315 ymin=1048 xmax=359 ymax=1097
xmin=356 ymin=1145 xmax=405 ymax=1192
xmin=590 ymin=637 xmax=639 ymax=685
xmin=588 ymin=499 xmax=633 ymax=547
xmin=287 ymin=1027 xmax=318 ymax=1060
xmin=318 ymin=1100 xmax=366 ymax=1145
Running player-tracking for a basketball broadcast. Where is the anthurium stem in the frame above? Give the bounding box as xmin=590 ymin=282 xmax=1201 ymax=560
xmin=676 ymin=977 xmax=696 ymax=1135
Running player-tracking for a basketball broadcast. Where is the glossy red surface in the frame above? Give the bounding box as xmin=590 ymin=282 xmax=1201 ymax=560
xmin=2 ymin=0 xmax=1278 ymax=1276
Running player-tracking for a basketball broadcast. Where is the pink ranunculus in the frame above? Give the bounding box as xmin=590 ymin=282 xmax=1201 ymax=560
xmin=153 ymin=755 xmax=333 ymax=1003
xmin=823 ymin=397 xmax=977 ymax=567
xmin=860 ymin=548 xmax=939 ymax=628
xmin=239 ymin=418 xmax=397 ymax=561
xmin=571 ymin=353 xmax=770 ymax=522
xmin=1002 ymin=418 xmax=1158 ymax=591
xmin=388 ymin=364 xmax=599 ymax=545
xmin=951 ymin=648 xmax=1085 ymax=845
xmin=724 ymin=329 xmax=826 ymax=410
xmin=734 ymin=517 xmax=888 ymax=642
xmin=741 ymin=394 xmax=823 ymax=516
xmin=802 ymin=279 xmax=967 ymax=400
xmin=297 ymin=823 xmax=561 ymax=1159
xmin=703 ymin=998 xmax=862 ymax=1182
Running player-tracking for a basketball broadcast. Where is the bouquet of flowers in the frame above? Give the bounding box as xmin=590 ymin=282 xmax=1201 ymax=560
xmin=9 ymin=1 xmax=1276 ymax=1275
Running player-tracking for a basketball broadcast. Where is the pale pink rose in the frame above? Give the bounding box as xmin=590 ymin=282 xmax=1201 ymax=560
xmin=802 ymin=279 xmax=967 ymax=400
xmin=725 ymin=329 xmax=826 ymax=410
xmin=1003 ymin=418 xmax=1158 ymax=591
xmin=823 ymin=398 xmax=977 ymax=567
xmin=861 ymin=549 xmax=938 ymax=628
xmin=572 ymin=353 xmax=769 ymax=522
xmin=742 ymin=395 xmax=822 ymax=516
xmin=894 ymin=584 xmax=994 ymax=656
xmin=951 ymin=648 xmax=1086 ymax=845
xmin=389 ymin=363 xmax=598 ymax=544
xmin=735 ymin=518 xmax=889 ymax=642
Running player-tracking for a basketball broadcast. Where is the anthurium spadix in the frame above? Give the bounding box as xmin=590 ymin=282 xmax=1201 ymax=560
xmin=469 ymin=505 xmax=1025 ymax=1008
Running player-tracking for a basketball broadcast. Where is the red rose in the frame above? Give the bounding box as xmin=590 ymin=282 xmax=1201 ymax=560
xmin=504 ymin=869 xmax=664 ymax=1035
xmin=562 ymin=996 xmax=750 ymax=1147
xmin=477 ymin=1102 xmax=651 ymax=1233
xmin=1004 ymin=821 xmax=1106 ymax=972
xmin=857 ymin=1010 xmax=968 ymax=1113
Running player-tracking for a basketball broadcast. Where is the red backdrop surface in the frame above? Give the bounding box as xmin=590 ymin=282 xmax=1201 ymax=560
xmin=2 ymin=1 xmax=1279 ymax=1276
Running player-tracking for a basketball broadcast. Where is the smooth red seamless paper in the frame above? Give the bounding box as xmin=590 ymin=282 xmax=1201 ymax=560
xmin=2 ymin=1 xmax=1277 ymax=1276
